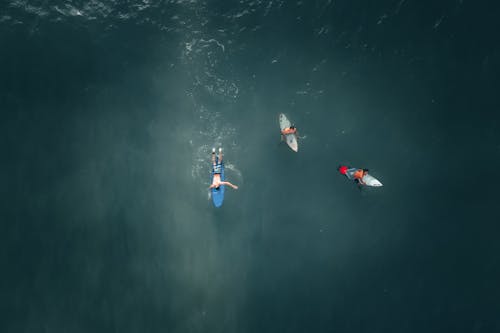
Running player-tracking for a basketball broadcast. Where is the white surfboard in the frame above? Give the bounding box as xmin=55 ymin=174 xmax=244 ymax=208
xmin=362 ymin=174 xmax=383 ymax=187
xmin=279 ymin=113 xmax=298 ymax=152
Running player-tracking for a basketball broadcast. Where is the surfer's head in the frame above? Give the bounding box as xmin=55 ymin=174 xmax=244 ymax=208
xmin=338 ymin=165 xmax=348 ymax=175
xmin=363 ymin=169 xmax=369 ymax=174
xmin=290 ymin=125 xmax=295 ymax=130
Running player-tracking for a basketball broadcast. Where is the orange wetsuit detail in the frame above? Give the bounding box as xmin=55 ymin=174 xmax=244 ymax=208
xmin=282 ymin=128 xmax=297 ymax=135
xmin=353 ymin=169 xmax=364 ymax=179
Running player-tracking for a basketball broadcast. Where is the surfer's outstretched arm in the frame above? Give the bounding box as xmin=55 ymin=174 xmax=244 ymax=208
xmin=220 ymin=181 xmax=238 ymax=189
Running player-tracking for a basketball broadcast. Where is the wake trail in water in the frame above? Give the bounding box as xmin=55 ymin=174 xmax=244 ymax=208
xmin=177 ymin=1 xmax=243 ymax=196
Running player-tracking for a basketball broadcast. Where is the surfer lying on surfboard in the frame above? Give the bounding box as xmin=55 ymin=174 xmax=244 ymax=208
xmin=338 ymin=165 xmax=369 ymax=185
xmin=209 ymin=148 xmax=238 ymax=190
xmin=338 ymin=165 xmax=383 ymax=187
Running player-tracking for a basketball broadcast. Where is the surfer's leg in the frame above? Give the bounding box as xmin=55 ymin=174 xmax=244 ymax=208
xmin=218 ymin=147 xmax=223 ymax=162
xmin=211 ymin=148 xmax=216 ymax=166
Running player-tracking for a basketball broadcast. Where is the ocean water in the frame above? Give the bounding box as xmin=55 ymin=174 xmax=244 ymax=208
xmin=2 ymin=1 xmax=500 ymax=332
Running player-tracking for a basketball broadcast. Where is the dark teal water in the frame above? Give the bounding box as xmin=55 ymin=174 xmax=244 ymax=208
xmin=2 ymin=1 xmax=500 ymax=332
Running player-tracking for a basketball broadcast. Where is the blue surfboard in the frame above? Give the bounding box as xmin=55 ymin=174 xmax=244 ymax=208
xmin=211 ymin=157 xmax=225 ymax=208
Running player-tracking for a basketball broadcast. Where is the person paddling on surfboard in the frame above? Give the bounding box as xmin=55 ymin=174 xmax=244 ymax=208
xmin=338 ymin=165 xmax=369 ymax=185
xmin=209 ymin=148 xmax=238 ymax=190
xmin=279 ymin=114 xmax=299 ymax=152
